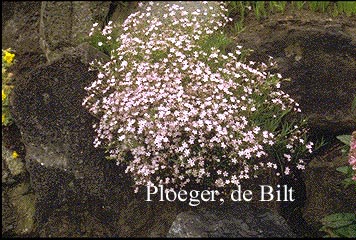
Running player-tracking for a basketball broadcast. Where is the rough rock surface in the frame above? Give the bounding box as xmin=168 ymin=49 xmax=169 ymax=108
xmin=235 ymin=12 xmax=356 ymax=135
xmin=39 ymin=202 xmax=114 ymax=237
xmin=2 ymin=142 xmax=36 ymax=237
xmin=39 ymin=1 xmax=111 ymax=63
xmin=11 ymin=55 xmax=110 ymax=223
xmin=168 ymin=204 xmax=297 ymax=238
xmin=303 ymin=144 xmax=356 ymax=231
xmin=7 ymin=183 xmax=36 ymax=236
xmin=2 ymin=1 xmax=47 ymax=79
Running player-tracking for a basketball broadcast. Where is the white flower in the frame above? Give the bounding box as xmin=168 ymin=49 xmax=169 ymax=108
xmin=121 ymin=60 xmax=128 ymax=68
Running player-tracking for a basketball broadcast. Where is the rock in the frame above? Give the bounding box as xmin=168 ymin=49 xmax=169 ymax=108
xmin=9 ymin=47 xmax=184 ymax=236
xmin=110 ymin=2 xmax=139 ymax=25
xmin=235 ymin=14 xmax=356 ymax=135
xmin=2 ymin=145 xmax=11 ymax=183
xmin=7 ymin=1 xmax=355 ymax=237
xmin=10 ymin=55 xmax=110 ymax=224
xmin=69 ymin=42 xmax=110 ymax=65
xmin=8 ymin=183 xmax=36 ymax=236
xmin=39 ymin=204 xmax=114 ymax=237
xmin=9 ymin=53 xmax=181 ymax=237
xmin=115 ymin=198 xmax=182 ymax=237
xmin=2 ymin=127 xmax=33 ymax=237
xmin=2 ymin=1 xmax=42 ymax=54
xmin=303 ymin=145 xmax=356 ymax=231
xmin=167 ymin=204 xmax=297 ymax=237
xmin=2 ymin=190 xmax=16 ymax=236
xmin=2 ymin=144 xmax=25 ymax=178
xmin=2 ymin=1 xmax=47 ymax=79
xmin=39 ymin=1 xmax=111 ymax=63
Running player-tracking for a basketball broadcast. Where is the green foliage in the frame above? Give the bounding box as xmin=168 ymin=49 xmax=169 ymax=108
xmin=337 ymin=135 xmax=352 ymax=146
xmin=337 ymin=134 xmax=351 ymax=157
xmin=86 ymin=23 xmax=122 ymax=56
xmin=226 ymin=1 xmax=356 ymax=36
xmin=335 ymin=1 xmax=356 ymax=17
xmin=199 ymin=31 xmax=234 ymax=54
xmin=308 ymin=1 xmax=330 ymax=12
xmin=320 ymin=213 xmax=356 ymax=238
xmin=254 ymin=1 xmax=267 ymax=20
xmin=2 ymin=48 xmax=16 ymax=126
xmin=292 ymin=1 xmax=306 ymax=10
xmin=336 ymin=165 xmax=356 ymax=188
xmin=269 ymin=1 xmax=287 ymax=13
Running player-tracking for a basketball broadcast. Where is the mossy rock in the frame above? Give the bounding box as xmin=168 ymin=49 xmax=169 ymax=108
xmin=8 ymin=182 xmax=36 ymax=235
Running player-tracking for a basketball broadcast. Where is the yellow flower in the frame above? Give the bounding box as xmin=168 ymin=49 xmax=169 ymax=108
xmin=2 ymin=114 xmax=5 ymax=124
xmin=2 ymin=89 xmax=6 ymax=101
xmin=3 ymin=51 xmax=15 ymax=64
xmin=12 ymin=151 xmax=19 ymax=159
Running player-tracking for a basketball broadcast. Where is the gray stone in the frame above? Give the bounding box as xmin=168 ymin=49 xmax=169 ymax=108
xmin=9 ymin=51 xmax=182 ymax=237
xmin=2 ymin=146 xmax=11 ymax=183
xmin=10 ymin=55 xmax=109 ymax=226
xmin=2 ymin=1 xmax=42 ymax=54
xmin=110 ymin=2 xmax=139 ymax=25
xmin=2 ymin=1 xmax=47 ymax=79
xmin=2 ymin=144 xmax=25 ymax=178
xmin=2 ymin=190 xmax=17 ymax=236
xmin=39 ymin=204 xmax=114 ymax=237
xmin=8 ymin=183 xmax=36 ymax=235
xmin=70 ymin=42 xmax=110 ymax=65
xmin=40 ymin=1 xmax=111 ymax=63
xmin=2 ymin=180 xmax=36 ymax=237
xmin=168 ymin=204 xmax=297 ymax=237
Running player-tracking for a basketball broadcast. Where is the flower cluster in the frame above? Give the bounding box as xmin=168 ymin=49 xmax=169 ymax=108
xmin=83 ymin=1 xmax=314 ymax=194
xmin=2 ymin=48 xmax=15 ymax=126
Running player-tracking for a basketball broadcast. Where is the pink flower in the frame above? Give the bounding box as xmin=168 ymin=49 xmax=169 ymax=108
xmin=349 ymin=156 xmax=356 ymax=166
xmin=83 ymin=1 xmax=313 ymax=194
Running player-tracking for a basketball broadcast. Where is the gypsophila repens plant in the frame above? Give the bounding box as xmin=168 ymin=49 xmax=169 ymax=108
xmin=83 ymin=1 xmax=315 ymax=195
xmin=2 ymin=48 xmax=16 ymax=126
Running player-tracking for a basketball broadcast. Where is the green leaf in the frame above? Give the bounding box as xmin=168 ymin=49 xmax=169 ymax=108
xmin=342 ymin=178 xmax=356 ymax=189
xmin=333 ymin=224 xmax=356 ymax=238
xmin=336 ymin=135 xmax=352 ymax=146
xmin=321 ymin=213 xmax=356 ymax=229
xmin=352 ymin=95 xmax=356 ymax=111
xmin=336 ymin=166 xmax=352 ymax=175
